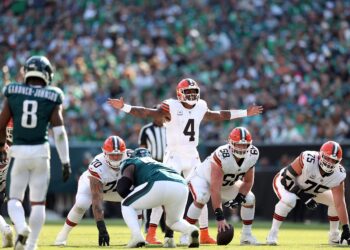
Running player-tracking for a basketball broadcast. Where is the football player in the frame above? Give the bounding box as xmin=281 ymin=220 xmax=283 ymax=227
xmin=54 ymin=136 xmax=139 ymax=246
xmin=0 ymin=56 xmax=71 ymax=250
xmin=108 ymin=78 xmax=263 ymax=245
xmin=116 ymin=148 xmax=199 ymax=248
xmin=186 ymin=127 xmax=259 ymax=245
xmin=266 ymin=141 xmax=350 ymax=245
xmin=0 ymin=120 xmax=14 ymax=248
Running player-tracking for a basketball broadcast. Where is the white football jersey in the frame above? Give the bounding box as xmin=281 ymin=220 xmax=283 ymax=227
xmin=279 ymin=151 xmax=346 ymax=194
xmin=80 ymin=153 xmax=121 ymax=194
xmin=161 ymin=98 xmax=208 ymax=149
xmin=195 ymin=144 xmax=259 ymax=186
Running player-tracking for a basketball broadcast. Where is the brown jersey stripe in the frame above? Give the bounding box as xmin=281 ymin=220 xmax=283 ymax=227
xmin=298 ymin=153 xmax=304 ymax=168
xmin=161 ymin=103 xmax=170 ymax=113
xmin=213 ymin=154 xmax=222 ymax=167
xmin=89 ymin=169 xmax=101 ymax=180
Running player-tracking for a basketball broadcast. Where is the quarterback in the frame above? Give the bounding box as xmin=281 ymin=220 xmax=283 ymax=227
xmin=108 ymin=78 xmax=263 ymax=245
xmin=266 ymin=141 xmax=350 ymax=245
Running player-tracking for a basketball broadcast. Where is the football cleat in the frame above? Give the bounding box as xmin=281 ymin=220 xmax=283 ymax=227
xmin=14 ymin=226 xmax=30 ymax=250
xmin=200 ymin=228 xmax=216 ymax=244
xmin=266 ymin=230 xmax=278 ymax=245
xmin=188 ymin=230 xmax=199 ymax=248
xmin=179 ymin=233 xmax=189 ymax=245
xmin=126 ymin=235 xmax=146 ymax=248
xmin=54 ymin=230 xmax=68 ymax=246
xmin=2 ymin=224 xmax=13 ymax=247
xmin=163 ymin=237 xmax=176 ymax=248
xmin=328 ymin=230 xmax=340 ymax=245
xmin=240 ymin=232 xmax=259 ymax=245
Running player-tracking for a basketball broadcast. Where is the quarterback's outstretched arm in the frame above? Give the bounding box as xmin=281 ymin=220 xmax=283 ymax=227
xmin=108 ymin=97 xmax=168 ymax=120
xmin=203 ymin=104 xmax=263 ymax=121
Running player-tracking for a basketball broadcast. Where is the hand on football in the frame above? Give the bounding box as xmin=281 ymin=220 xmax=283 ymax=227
xmin=62 ymin=163 xmax=71 ymax=182
xmin=108 ymin=97 xmax=124 ymax=110
xmin=247 ymin=104 xmax=263 ymax=116
xmin=217 ymin=219 xmax=230 ymax=233
xmin=224 ymin=193 xmax=246 ymax=208
xmin=340 ymin=225 xmax=350 ymax=245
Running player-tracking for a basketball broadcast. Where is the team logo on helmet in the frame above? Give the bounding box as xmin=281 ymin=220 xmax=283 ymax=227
xmin=229 ymin=127 xmax=252 ymax=159
xmin=24 ymin=56 xmax=54 ymax=85
xmin=176 ymin=78 xmax=200 ymax=105
xmin=102 ymin=136 xmax=126 ymax=170
xmin=319 ymin=141 xmax=342 ymax=174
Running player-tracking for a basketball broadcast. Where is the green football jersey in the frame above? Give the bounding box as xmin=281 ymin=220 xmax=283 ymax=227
xmin=120 ymin=157 xmax=186 ymax=186
xmin=3 ymin=83 xmax=64 ymax=145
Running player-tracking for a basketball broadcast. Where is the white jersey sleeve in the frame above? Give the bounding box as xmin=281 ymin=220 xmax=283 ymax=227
xmin=162 ymin=98 xmax=207 ymax=149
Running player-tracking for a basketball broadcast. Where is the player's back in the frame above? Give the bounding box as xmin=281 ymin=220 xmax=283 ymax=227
xmin=4 ymin=83 xmax=64 ymax=145
xmin=120 ymin=157 xmax=186 ymax=186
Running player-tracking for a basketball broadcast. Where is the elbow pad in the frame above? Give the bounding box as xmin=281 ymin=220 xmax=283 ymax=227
xmin=52 ymin=126 xmax=70 ymax=164
xmin=116 ymin=177 xmax=133 ymax=198
xmin=281 ymin=166 xmax=300 ymax=193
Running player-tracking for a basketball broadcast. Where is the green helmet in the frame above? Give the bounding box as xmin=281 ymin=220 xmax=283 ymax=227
xmin=24 ymin=56 xmax=53 ymax=85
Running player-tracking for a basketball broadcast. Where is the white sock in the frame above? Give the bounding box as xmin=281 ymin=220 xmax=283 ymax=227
xmin=8 ymin=199 xmax=27 ymax=234
xmin=150 ymin=206 xmax=163 ymax=225
xmin=122 ymin=205 xmax=142 ymax=238
xmin=0 ymin=215 xmax=9 ymax=232
xmin=270 ymin=201 xmax=291 ymax=232
xmin=186 ymin=203 xmax=202 ymax=224
xmin=198 ymin=204 xmax=208 ymax=229
xmin=27 ymin=205 xmax=45 ymax=247
xmin=242 ymin=224 xmax=252 ymax=234
xmin=329 ymin=220 xmax=339 ymax=233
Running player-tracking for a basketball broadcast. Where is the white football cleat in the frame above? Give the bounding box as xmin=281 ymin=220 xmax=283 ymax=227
xmin=266 ymin=230 xmax=278 ymax=246
xmin=179 ymin=233 xmax=189 ymax=245
xmin=188 ymin=230 xmax=199 ymax=248
xmin=163 ymin=237 xmax=176 ymax=248
xmin=329 ymin=230 xmax=340 ymax=245
xmin=54 ymin=230 xmax=68 ymax=246
xmin=2 ymin=224 xmax=13 ymax=247
xmin=126 ymin=235 xmax=146 ymax=248
xmin=240 ymin=232 xmax=259 ymax=245
xmin=14 ymin=226 xmax=31 ymax=250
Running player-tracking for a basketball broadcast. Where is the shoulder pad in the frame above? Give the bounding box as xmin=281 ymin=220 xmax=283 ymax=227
xmin=47 ymin=86 xmax=64 ymax=103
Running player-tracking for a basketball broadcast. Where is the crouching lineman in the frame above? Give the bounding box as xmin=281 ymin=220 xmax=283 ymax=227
xmin=55 ymin=135 xmax=139 ymax=246
xmin=266 ymin=141 xmax=350 ymax=245
xmin=116 ymin=148 xmax=199 ymax=248
xmin=0 ymin=120 xmax=14 ymax=247
xmin=185 ymin=127 xmax=259 ymax=245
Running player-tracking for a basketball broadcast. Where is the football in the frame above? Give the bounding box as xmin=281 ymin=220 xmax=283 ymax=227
xmin=217 ymin=224 xmax=234 ymax=245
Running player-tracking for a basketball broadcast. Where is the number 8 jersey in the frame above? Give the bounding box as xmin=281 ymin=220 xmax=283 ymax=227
xmin=195 ymin=144 xmax=259 ymax=185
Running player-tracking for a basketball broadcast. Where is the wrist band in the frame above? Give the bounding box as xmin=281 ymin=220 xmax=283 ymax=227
xmin=214 ymin=208 xmax=225 ymax=221
xmin=230 ymin=109 xmax=247 ymax=119
xmin=121 ymin=104 xmax=132 ymax=113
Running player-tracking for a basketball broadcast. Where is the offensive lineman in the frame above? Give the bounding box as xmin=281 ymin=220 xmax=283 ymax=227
xmin=108 ymin=78 xmax=263 ymax=246
xmin=0 ymin=120 xmax=14 ymax=248
xmin=55 ymin=135 xmax=138 ymax=246
xmin=266 ymin=141 xmax=350 ymax=245
xmin=186 ymin=127 xmax=259 ymax=245
xmin=116 ymin=148 xmax=199 ymax=248
xmin=0 ymin=56 xmax=71 ymax=250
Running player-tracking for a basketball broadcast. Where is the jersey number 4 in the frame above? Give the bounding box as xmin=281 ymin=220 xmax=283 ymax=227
xmin=21 ymin=100 xmax=38 ymax=128
xmin=183 ymin=119 xmax=195 ymax=141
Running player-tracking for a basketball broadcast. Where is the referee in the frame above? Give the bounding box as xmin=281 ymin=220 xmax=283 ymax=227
xmin=138 ymin=105 xmax=167 ymax=245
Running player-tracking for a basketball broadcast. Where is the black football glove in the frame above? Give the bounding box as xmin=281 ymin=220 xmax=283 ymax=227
xmin=97 ymin=221 xmax=110 ymax=246
xmin=340 ymin=224 xmax=350 ymax=245
xmin=224 ymin=193 xmax=246 ymax=208
xmin=298 ymin=192 xmax=318 ymax=210
xmin=62 ymin=163 xmax=72 ymax=182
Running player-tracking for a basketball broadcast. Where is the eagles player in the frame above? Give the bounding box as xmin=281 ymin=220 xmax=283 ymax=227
xmin=109 ymin=78 xmax=263 ymax=245
xmin=116 ymin=148 xmax=199 ymax=248
xmin=266 ymin=141 xmax=350 ymax=246
xmin=0 ymin=56 xmax=71 ymax=250
xmin=186 ymin=127 xmax=259 ymax=245
xmin=54 ymin=136 xmax=139 ymax=247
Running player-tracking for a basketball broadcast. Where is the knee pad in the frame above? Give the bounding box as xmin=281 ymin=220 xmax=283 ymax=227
xmin=74 ymin=196 xmax=91 ymax=213
xmin=328 ymin=205 xmax=337 ymax=217
xmin=243 ymin=192 xmax=255 ymax=206
xmin=195 ymin=192 xmax=210 ymax=205
xmin=281 ymin=195 xmax=297 ymax=209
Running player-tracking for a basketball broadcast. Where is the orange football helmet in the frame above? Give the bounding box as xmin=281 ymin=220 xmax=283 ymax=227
xmin=176 ymin=78 xmax=200 ymax=105
xmin=102 ymin=135 xmax=126 ymax=169
xmin=319 ymin=141 xmax=342 ymax=173
xmin=229 ymin=127 xmax=252 ymax=158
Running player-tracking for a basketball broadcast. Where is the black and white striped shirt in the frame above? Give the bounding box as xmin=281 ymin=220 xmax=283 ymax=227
xmin=138 ymin=123 xmax=166 ymax=162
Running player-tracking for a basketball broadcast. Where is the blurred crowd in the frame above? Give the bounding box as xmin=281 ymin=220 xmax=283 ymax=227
xmin=1 ymin=0 xmax=350 ymax=146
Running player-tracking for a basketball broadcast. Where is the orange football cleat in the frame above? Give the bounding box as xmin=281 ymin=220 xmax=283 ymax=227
xmin=146 ymin=226 xmax=162 ymax=245
xmin=200 ymin=228 xmax=217 ymax=244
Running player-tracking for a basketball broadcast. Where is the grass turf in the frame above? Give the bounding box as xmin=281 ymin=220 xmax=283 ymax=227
xmin=7 ymin=219 xmax=346 ymax=249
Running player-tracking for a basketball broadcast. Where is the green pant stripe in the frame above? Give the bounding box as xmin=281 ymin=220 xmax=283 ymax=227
xmin=123 ymin=182 xmax=154 ymax=206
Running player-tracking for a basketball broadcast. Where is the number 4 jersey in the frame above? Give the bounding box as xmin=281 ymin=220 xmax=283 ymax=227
xmin=194 ymin=144 xmax=259 ymax=185
xmin=278 ymin=151 xmax=346 ymax=194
